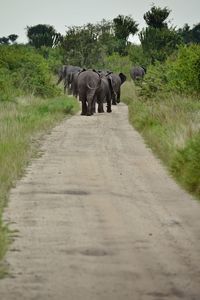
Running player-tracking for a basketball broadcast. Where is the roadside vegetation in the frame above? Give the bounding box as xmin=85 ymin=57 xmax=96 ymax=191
xmin=0 ymin=45 xmax=79 ymax=271
xmin=123 ymin=43 xmax=200 ymax=199
xmin=0 ymin=3 xmax=199 ymax=270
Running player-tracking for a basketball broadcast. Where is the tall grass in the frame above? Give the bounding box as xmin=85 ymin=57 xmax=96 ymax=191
xmin=0 ymin=96 xmax=79 ymax=270
xmin=122 ymin=81 xmax=200 ymax=199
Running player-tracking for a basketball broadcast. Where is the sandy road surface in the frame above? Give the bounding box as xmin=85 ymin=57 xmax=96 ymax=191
xmin=0 ymin=103 xmax=200 ymax=300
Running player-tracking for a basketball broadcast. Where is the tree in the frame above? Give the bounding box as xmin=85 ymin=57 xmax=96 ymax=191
xmin=140 ymin=26 xmax=181 ymax=63
xmin=26 ymin=24 xmax=62 ymax=48
xmin=113 ymin=15 xmax=139 ymax=55
xmin=192 ymin=23 xmax=200 ymax=43
xmin=128 ymin=44 xmax=148 ymax=66
xmin=0 ymin=34 xmax=18 ymax=45
xmin=178 ymin=23 xmax=200 ymax=44
xmin=8 ymin=34 xmax=18 ymax=44
xmin=143 ymin=6 xmax=171 ymax=28
xmin=62 ymin=24 xmax=104 ymax=67
xmin=0 ymin=37 xmax=9 ymax=45
xmin=61 ymin=20 xmax=119 ymax=67
xmin=140 ymin=5 xmax=181 ymax=63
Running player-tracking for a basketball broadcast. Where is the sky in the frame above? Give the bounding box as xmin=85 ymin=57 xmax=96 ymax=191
xmin=0 ymin=0 xmax=200 ymax=44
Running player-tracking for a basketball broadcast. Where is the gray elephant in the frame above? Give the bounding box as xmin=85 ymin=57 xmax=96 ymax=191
xmin=109 ymin=72 xmax=126 ymax=105
xmin=57 ymin=65 xmax=82 ymax=94
xmin=130 ymin=66 xmax=146 ymax=81
xmin=77 ymin=69 xmax=101 ymax=116
xmin=71 ymin=69 xmax=86 ymax=98
xmin=96 ymin=72 xmax=114 ymax=113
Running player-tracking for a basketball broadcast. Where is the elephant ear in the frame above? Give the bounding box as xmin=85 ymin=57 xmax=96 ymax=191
xmin=119 ymin=73 xmax=126 ymax=84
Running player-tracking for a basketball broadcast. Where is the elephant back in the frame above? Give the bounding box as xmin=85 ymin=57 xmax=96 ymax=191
xmin=77 ymin=70 xmax=101 ymax=92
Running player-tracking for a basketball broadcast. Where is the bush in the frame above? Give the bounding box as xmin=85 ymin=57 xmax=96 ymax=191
xmin=0 ymin=68 xmax=17 ymax=101
xmin=98 ymin=53 xmax=132 ymax=77
xmin=0 ymin=45 xmax=60 ymax=101
xmin=170 ymin=134 xmax=200 ymax=197
xmin=167 ymin=44 xmax=200 ymax=94
xmin=38 ymin=46 xmax=64 ymax=73
xmin=139 ymin=44 xmax=200 ymax=99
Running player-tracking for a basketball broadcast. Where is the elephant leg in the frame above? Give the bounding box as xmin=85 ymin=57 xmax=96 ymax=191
xmin=64 ymin=78 xmax=68 ymax=94
xmin=106 ymin=93 xmax=112 ymax=113
xmin=81 ymin=100 xmax=87 ymax=115
xmin=79 ymin=94 xmax=87 ymax=115
xmin=87 ymin=93 xmax=96 ymax=116
xmin=117 ymin=90 xmax=121 ymax=103
xmin=92 ymin=96 xmax=96 ymax=114
xmin=107 ymin=103 xmax=112 ymax=113
xmin=112 ymin=91 xmax=117 ymax=105
xmin=98 ymin=101 xmax=104 ymax=113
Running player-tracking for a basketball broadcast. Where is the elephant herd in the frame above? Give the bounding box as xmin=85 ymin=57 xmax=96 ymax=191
xmin=57 ymin=65 xmax=146 ymax=116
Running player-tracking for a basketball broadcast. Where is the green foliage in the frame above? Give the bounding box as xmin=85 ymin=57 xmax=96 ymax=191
xmin=138 ymin=61 xmax=169 ymax=98
xmin=123 ymin=82 xmax=200 ymax=199
xmin=0 ymin=44 xmax=60 ymax=101
xmin=61 ymin=16 xmax=139 ymax=65
xmin=62 ymin=24 xmax=106 ymax=67
xmin=178 ymin=23 xmax=200 ymax=44
xmin=0 ymin=67 xmax=17 ymax=101
xmin=128 ymin=44 xmax=149 ymax=66
xmin=0 ymin=34 xmax=18 ymax=45
xmin=143 ymin=5 xmax=171 ymax=28
xmin=140 ymin=26 xmax=181 ymax=63
xmin=26 ymin=24 xmax=62 ymax=49
xmin=166 ymin=44 xmax=200 ymax=94
xmin=171 ymin=134 xmax=200 ymax=196
xmin=99 ymin=53 xmax=132 ymax=76
xmin=140 ymin=44 xmax=200 ymax=98
xmin=38 ymin=46 xmax=64 ymax=73
xmin=140 ymin=5 xmax=181 ymax=63
xmin=113 ymin=15 xmax=138 ymax=55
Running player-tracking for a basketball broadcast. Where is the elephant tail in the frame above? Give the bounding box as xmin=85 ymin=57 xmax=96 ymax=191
xmin=87 ymin=83 xmax=97 ymax=90
xmin=87 ymin=79 xmax=101 ymax=90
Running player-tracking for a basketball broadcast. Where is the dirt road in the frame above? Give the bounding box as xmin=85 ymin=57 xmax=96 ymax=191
xmin=0 ymin=103 xmax=200 ymax=300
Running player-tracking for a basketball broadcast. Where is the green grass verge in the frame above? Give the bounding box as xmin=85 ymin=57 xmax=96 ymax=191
xmin=0 ymin=95 xmax=79 ymax=273
xmin=122 ymin=81 xmax=200 ymax=199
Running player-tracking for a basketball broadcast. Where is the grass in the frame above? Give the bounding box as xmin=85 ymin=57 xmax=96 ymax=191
xmin=0 ymin=95 xmax=79 ymax=273
xmin=122 ymin=81 xmax=200 ymax=199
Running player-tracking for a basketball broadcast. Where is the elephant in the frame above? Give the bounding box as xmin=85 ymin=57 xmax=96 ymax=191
xmin=57 ymin=65 xmax=82 ymax=94
xmin=96 ymin=73 xmax=114 ymax=113
xmin=109 ymin=72 xmax=126 ymax=105
xmin=71 ymin=71 xmax=80 ymax=98
xmin=130 ymin=66 xmax=146 ymax=81
xmin=77 ymin=69 xmax=101 ymax=116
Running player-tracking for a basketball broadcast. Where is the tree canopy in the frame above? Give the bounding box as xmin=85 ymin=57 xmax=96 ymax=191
xmin=143 ymin=6 xmax=171 ymax=29
xmin=140 ymin=5 xmax=181 ymax=63
xmin=26 ymin=24 xmax=62 ymax=48
xmin=0 ymin=34 xmax=18 ymax=45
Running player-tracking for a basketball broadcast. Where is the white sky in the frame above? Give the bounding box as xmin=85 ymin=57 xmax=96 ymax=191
xmin=0 ymin=0 xmax=200 ymax=44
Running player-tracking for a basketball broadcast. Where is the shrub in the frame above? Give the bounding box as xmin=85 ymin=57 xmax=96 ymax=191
xmin=167 ymin=44 xmax=200 ymax=94
xmin=0 ymin=45 xmax=60 ymax=101
xmin=170 ymin=133 xmax=200 ymax=197
xmin=139 ymin=44 xmax=200 ymax=98
xmin=99 ymin=53 xmax=132 ymax=77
